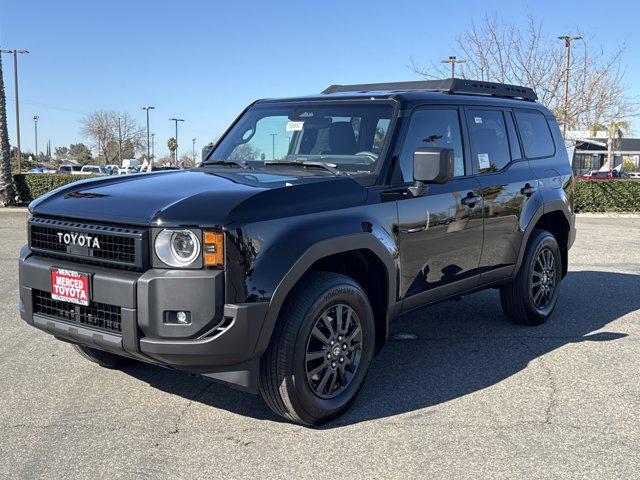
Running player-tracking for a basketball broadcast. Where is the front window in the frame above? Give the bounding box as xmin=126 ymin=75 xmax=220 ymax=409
xmin=208 ymin=102 xmax=395 ymax=174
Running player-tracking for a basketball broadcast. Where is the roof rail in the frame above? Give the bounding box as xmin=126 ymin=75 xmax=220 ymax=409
xmin=321 ymin=78 xmax=538 ymax=102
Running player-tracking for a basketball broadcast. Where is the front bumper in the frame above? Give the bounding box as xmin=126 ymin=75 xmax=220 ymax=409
xmin=18 ymin=245 xmax=268 ymax=391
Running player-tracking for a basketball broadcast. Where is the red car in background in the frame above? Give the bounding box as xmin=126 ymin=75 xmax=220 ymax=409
xmin=579 ymin=170 xmax=631 ymax=180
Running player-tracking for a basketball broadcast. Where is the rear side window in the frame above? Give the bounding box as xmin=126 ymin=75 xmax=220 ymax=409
xmin=468 ymin=109 xmax=510 ymax=173
xmin=515 ymin=111 xmax=555 ymax=158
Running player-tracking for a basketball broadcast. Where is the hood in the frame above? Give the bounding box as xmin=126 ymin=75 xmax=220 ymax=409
xmin=30 ymin=169 xmax=369 ymax=227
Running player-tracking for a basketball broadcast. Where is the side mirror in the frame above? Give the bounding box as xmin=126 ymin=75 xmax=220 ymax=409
xmin=410 ymin=147 xmax=454 ymax=196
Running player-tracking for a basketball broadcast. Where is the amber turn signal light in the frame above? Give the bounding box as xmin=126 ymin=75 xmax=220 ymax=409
xmin=203 ymin=230 xmax=224 ymax=268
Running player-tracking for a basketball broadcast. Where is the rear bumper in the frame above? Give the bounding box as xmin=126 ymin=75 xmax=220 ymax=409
xmin=18 ymin=245 xmax=268 ymax=391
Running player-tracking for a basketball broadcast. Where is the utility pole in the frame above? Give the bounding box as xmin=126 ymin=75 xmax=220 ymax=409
xmin=0 ymin=49 xmax=29 ymax=172
xmin=117 ymin=116 xmax=122 ymax=164
xmin=33 ymin=115 xmax=39 ymax=167
xmin=441 ymin=56 xmax=466 ymax=79
xmin=192 ymin=138 xmax=196 ymax=165
xmin=169 ymin=118 xmax=184 ymax=165
xmin=270 ymin=133 xmax=277 ymax=160
xmin=142 ymin=106 xmax=155 ymax=167
xmin=558 ymin=35 xmax=583 ymax=137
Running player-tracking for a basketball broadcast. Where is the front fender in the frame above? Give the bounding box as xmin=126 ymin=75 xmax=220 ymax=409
xmin=254 ymin=231 xmax=398 ymax=357
xmin=225 ymin=204 xmax=399 ymax=358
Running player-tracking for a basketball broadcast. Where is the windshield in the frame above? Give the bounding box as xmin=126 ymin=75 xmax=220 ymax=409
xmin=208 ymin=102 xmax=394 ymax=174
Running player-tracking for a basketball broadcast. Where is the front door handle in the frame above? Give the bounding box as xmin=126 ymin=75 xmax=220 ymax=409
xmin=521 ymin=184 xmax=536 ymax=197
xmin=461 ymin=193 xmax=482 ymax=207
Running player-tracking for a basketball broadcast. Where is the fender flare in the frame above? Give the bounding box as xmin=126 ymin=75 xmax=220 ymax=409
xmin=513 ymin=200 xmax=574 ymax=276
xmin=251 ymin=233 xmax=398 ymax=357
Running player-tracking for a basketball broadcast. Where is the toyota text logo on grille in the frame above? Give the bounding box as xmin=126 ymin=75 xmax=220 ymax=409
xmin=57 ymin=232 xmax=101 ymax=249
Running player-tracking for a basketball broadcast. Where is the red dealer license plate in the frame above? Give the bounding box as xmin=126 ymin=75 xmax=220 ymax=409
xmin=50 ymin=268 xmax=91 ymax=306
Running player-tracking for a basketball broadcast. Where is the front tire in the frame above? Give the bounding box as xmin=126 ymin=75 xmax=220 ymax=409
xmin=500 ymin=229 xmax=562 ymax=326
xmin=72 ymin=344 xmax=136 ymax=369
xmin=259 ymin=272 xmax=375 ymax=425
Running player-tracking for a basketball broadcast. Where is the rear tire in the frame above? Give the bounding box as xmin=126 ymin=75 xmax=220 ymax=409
xmin=259 ymin=272 xmax=375 ymax=425
xmin=72 ymin=344 xmax=136 ymax=369
xmin=500 ymin=229 xmax=562 ymax=326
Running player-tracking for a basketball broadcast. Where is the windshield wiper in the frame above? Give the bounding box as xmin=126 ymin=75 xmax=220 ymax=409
xmin=202 ymin=159 xmax=251 ymax=169
xmin=264 ymin=160 xmax=343 ymax=176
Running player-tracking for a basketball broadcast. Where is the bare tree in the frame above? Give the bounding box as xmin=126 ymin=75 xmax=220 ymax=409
xmin=412 ymin=16 xmax=637 ymax=132
xmin=81 ymin=111 xmax=144 ymax=165
xmin=179 ymin=153 xmax=197 ymax=168
xmin=0 ymin=50 xmax=16 ymax=206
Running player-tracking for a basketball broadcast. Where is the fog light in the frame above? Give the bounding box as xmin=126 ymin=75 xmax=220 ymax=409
xmin=164 ymin=310 xmax=191 ymax=325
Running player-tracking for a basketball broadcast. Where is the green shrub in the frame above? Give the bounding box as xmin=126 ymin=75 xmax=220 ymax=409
xmin=574 ymin=179 xmax=640 ymax=212
xmin=13 ymin=173 xmax=89 ymax=204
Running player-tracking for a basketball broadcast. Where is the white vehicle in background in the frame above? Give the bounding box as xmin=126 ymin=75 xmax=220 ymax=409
xmin=121 ymin=159 xmax=140 ymax=169
xmin=628 ymin=172 xmax=640 ymax=179
xmin=118 ymin=166 xmax=139 ymax=175
xmin=79 ymin=165 xmax=109 ymax=175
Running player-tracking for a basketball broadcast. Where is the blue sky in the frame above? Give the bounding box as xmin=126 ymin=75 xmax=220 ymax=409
xmin=1 ymin=0 xmax=638 ymax=158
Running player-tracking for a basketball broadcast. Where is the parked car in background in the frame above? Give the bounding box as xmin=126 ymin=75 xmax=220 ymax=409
xmin=79 ymin=165 xmax=109 ymax=175
xmin=627 ymin=172 xmax=640 ymax=179
xmin=612 ymin=170 xmax=629 ymax=179
xmin=580 ymin=170 xmax=612 ymax=180
xmin=105 ymin=165 xmax=120 ymax=175
xmin=147 ymin=165 xmax=178 ymax=172
xmin=580 ymin=170 xmax=632 ymax=180
xmin=58 ymin=165 xmax=82 ymax=174
xmin=118 ymin=166 xmax=138 ymax=175
xmin=121 ymin=159 xmax=140 ymax=170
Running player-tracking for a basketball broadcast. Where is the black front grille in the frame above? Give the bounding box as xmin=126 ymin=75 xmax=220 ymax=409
xmin=33 ymin=289 xmax=122 ymax=334
xmin=29 ymin=217 xmax=147 ymax=270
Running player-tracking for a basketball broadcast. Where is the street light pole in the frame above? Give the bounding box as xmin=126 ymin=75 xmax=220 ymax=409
xmin=169 ymin=118 xmax=184 ymax=166
xmin=0 ymin=49 xmax=29 ymax=172
xmin=192 ymin=138 xmax=196 ymax=165
xmin=117 ymin=116 xmax=122 ymax=164
xmin=441 ymin=56 xmax=466 ymax=79
xmin=142 ymin=106 xmax=155 ymax=167
xmin=558 ymin=35 xmax=583 ymax=137
xmin=33 ymin=115 xmax=39 ymax=167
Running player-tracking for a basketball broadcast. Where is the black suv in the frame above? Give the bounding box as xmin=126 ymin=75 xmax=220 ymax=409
xmin=18 ymin=79 xmax=575 ymax=425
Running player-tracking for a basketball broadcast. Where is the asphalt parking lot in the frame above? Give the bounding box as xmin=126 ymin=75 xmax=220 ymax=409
xmin=1 ymin=210 xmax=639 ymax=479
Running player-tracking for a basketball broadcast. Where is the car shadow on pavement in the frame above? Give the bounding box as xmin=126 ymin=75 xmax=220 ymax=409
xmin=122 ymin=270 xmax=639 ymax=427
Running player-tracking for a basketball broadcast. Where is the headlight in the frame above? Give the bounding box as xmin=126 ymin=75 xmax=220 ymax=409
xmin=155 ymin=229 xmax=201 ymax=267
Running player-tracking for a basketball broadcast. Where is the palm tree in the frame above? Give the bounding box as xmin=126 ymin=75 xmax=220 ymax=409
xmin=167 ymin=137 xmax=177 ymax=166
xmin=0 ymin=48 xmax=16 ymax=206
xmin=593 ymin=121 xmax=630 ymax=171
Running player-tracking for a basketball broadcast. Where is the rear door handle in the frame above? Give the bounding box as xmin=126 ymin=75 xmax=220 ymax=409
xmin=461 ymin=194 xmax=482 ymax=206
xmin=521 ymin=184 xmax=536 ymax=196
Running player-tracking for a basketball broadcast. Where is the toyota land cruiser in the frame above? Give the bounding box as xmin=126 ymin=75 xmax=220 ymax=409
xmin=18 ymin=79 xmax=575 ymax=425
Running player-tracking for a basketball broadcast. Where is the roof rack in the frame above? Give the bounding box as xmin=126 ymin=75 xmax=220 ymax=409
xmin=321 ymin=78 xmax=538 ymax=102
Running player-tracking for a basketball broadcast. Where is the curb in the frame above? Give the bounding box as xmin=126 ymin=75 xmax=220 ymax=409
xmin=0 ymin=207 xmax=29 ymax=213
xmin=577 ymin=212 xmax=640 ymax=218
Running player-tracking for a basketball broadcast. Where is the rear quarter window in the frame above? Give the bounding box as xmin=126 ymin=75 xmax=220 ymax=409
xmin=515 ymin=110 xmax=555 ymax=158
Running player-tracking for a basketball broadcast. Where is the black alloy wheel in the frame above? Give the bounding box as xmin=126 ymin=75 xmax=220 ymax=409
xmin=305 ymin=304 xmax=363 ymax=399
xmin=500 ymin=229 xmax=562 ymax=326
xmin=530 ymin=247 xmax=557 ymax=310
